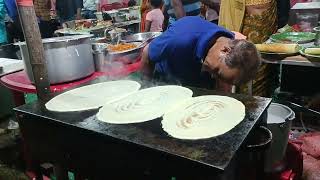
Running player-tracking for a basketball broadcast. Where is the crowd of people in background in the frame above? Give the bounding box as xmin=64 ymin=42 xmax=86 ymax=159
xmin=0 ymin=0 xmax=318 ymax=46
xmin=0 ymin=0 xmax=137 ymax=45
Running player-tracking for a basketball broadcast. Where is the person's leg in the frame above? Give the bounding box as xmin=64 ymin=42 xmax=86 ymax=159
xmin=5 ymin=22 xmax=14 ymax=43
xmin=82 ymin=10 xmax=96 ymax=19
xmin=38 ymin=21 xmax=53 ymax=38
xmin=82 ymin=10 xmax=89 ymax=19
xmin=88 ymin=10 xmax=96 ymax=19
xmin=60 ymin=16 xmax=75 ymax=24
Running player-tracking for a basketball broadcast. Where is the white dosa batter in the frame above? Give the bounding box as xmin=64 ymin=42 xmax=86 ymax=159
xmin=45 ymin=80 xmax=141 ymax=112
xmin=162 ymin=95 xmax=245 ymax=140
xmin=96 ymin=85 xmax=193 ymax=124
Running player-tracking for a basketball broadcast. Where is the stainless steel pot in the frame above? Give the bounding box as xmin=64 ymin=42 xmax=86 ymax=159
xmin=16 ymin=35 xmax=95 ymax=84
xmin=122 ymin=32 xmax=162 ymax=43
xmin=107 ymin=42 xmax=143 ymax=63
xmin=264 ymin=103 xmax=295 ymax=173
xmin=91 ymin=41 xmax=143 ymax=72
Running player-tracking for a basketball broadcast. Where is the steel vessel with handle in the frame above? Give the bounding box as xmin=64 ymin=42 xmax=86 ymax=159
xmin=16 ymin=35 xmax=95 ymax=84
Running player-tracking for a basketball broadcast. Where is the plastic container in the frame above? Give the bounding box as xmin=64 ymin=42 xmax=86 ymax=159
xmin=296 ymin=13 xmax=319 ymax=32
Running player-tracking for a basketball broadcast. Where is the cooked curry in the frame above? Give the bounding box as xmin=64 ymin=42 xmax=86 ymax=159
xmin=107 ymin=43 xmax=137 ymax=52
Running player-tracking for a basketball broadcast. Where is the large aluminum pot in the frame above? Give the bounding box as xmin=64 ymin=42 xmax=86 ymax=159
xmin=16 ymin=35 xmax=95 ymax=84
xmin=264 ymin=103 xmax=295 ymax=173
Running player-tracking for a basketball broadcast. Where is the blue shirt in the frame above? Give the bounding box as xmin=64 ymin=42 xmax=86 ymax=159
xmin=4 ymin=0 xmax=17 ymax=21
xmin=148 ymin=16 xmax=234 ymax=87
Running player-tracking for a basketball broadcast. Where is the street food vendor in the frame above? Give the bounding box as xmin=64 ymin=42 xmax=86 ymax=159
xmin=141 ymin=16 xmax=261 ymax=91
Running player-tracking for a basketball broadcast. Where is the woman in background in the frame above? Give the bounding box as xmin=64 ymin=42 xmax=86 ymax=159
xmin=219 ymin=0 xmax=277 ymax=44
xmin=219 ymin=0 xmax=278 ymax=96
xmin=140 ymin=0 xmax=150 ymax=32
xmin=145 ymin=0 xmax=164 ymax=32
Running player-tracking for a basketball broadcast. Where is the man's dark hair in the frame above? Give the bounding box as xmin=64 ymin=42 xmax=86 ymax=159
xmin=150 ymin=0 xmax=163 ymax=8
xmin=128 ymin=0 xmax=137 ymax=7
xmin=224 ymin=39 xmax=261 ymax=85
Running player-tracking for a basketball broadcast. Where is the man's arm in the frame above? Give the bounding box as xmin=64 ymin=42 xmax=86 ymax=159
xmin=162 ymin=4 xmax=169 ymax=30
xmin=170 ymin=0 xmax=185 ymax=19
xmin=76 ymin=8 xmax=82 ymax=19
xmin=96 ymin=0 xmax=101 ymax=11
xmin=145 ymin=20 xmax=151 ymax=32
xmin=140 ymin=44 xmax=155 ymax=80
xmin=200 ymin=0 xmax=220 ymax=13
xmin=75 ymin=0 xmax=83 ymax=20
xmin=96 ymin=3 xmax=101 ymax=11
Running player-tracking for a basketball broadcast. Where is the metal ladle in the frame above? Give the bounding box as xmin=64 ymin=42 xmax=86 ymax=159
xmin=104 ymin=27 xmax=126 ymax=45
xmin=137 ymin=34 xmax=157 ymax=48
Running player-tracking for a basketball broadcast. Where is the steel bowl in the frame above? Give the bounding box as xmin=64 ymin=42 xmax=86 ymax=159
xmin=91 ymin=42 xmax=144 ymax=72
xmin=122 ymin=32 xmax=162 ymax=43
xmin=15 ymin=35 xmax=95 ymax=84
xmin=106 ymin=42 xmax=143 ymax=64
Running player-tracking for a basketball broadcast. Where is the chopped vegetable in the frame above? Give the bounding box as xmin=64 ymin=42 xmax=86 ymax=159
xmin=305 ymin=48 xmax=320 ymax=55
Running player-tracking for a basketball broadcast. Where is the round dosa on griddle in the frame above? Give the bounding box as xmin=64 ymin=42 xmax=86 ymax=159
xmin=96 ymin=85 xmax=193 ymax=124
xmin=162 ymin=95 xmax=245 ymax=140
xmin=45 ymin=80 xmax=141 ymax=112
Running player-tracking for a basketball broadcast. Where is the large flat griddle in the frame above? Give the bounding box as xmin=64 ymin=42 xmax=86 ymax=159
xmin=14 ymin=81 xmax=271 ymax=175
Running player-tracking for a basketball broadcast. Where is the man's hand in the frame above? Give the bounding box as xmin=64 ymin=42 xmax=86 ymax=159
xmin=232 ymin=31 xmax=247 ymax=40
xmin=171 ymin=0 xmax=186 ymax=19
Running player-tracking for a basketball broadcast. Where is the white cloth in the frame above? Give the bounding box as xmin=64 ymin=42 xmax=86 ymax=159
xmin=83 ymin=0 xmax=99 ymax=11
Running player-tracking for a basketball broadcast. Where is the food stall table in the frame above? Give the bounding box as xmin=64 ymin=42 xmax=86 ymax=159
xmin=0 ymin=61 xmax=142 ymax=106
xmin=262 ymin=55 xmax=320 ymax=117
xmin=262 ymin=55 xmax=320 ymax=67
xmin=14 ymin=78 xmax=271 ymax=179
xmin=262 ymin=55 xmax=320 ymax=96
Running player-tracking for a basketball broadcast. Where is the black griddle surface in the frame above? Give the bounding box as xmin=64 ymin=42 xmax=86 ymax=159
xmin=14 ymin=79 xmax=271 ymax=171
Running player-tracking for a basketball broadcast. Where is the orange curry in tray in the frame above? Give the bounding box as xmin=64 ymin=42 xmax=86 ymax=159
xmin=107 ymin=43 xmax=137 ymax=52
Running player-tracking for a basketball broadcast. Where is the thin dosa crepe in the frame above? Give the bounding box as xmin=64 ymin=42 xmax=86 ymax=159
xmin=162 ymin=95 xmax=245 ymax=140
xmin=97 ymin=85 xmax=193 ymax=124
xmin=45 ymin=80 xmax=141 ymax=112
xmin=255 ymin=43 xmax=299 ymax=53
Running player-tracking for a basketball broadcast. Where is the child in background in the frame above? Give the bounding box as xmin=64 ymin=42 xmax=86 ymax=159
xmin=145 ymin=0 xmax=163 ymax=32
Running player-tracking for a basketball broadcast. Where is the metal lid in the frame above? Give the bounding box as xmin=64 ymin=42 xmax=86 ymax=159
xmin=14 ymin=35 xmax=93 ymax=46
